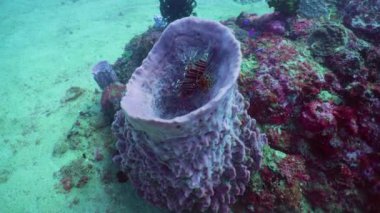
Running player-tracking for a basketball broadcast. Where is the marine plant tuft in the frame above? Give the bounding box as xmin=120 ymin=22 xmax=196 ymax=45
xmin=267 ymin=0 xmax=300 ymax=16
xmin=159 ymin=0 xmax=197 ymax=23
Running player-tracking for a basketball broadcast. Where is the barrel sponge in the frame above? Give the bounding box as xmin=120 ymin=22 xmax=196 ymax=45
xmin=112 ymin=17 xmax=266 ymax=213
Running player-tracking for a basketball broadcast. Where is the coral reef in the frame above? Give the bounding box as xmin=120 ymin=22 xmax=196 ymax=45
xmin=112 ymin=17 xmax=266 ymax=213
xmin=159 ymin=0 xmax=197 ymax=23
xmin=92 ymin=61 xmax=125 ymax=118
xmin=222 ymin=10 xmax=379 ymax=212
xmin=299 ymin=101 xmax=338 ymax=153
xmin=90 ymin=5 xmax=380 ymax=212
xmin=235 ymin=12 xmax=286 ymax=36
xmin=53 ymin=105 xmax=111 ymax=156
xmin=55 ymin=158 xmax=93 ymax=193
xmin=297 ymin=0 xmax=329 ymax=19
xmin=286 ymin=18 xmax=315 ymax=40
xmin=308 ymin=23 xmax=347 ymax=58
xmin=52 ymin=100 xmax=132 ymax=210
xmin=341 ymin=0 xmax=380 ymax=45
xmin=306 ymin=22 xmax=371 ymax=87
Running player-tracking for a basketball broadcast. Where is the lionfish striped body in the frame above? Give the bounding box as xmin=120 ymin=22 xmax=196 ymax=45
xmin=179 ymin=50 xmax=215 ymax=97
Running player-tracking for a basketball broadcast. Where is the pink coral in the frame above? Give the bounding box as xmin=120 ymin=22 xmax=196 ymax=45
xmin=279 ymin=155 xmax=310 ymax=186
xmin=333 ymin=106 xmax=359 ymax=136
xmin=299 ymin=101 xmax=337 ymax=142
xmin=248 ymin=73 xmax=292 ymax=124
xmin=100 ymin=82 xmax=126 ymax=117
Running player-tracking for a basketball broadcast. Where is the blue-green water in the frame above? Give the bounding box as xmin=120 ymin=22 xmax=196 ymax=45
xmin=2 ymin=0 xmax=379 ymax=212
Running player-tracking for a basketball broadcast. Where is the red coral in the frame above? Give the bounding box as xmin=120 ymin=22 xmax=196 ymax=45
xmin=335 ymin=164 xmax=356 ymax=189
xmin=305 ymin=189 xmax=329 ymax=208
xmin=324 ymin=72 xmax=343 ymax=92
xmin=260 ymin=167 xmax=276 ymax=183
xmin=324 ymin=49 xmax=364 ymax=83
xmin=267 ymin=128 xmax=294 ymax=153
xmin=280 ymin=184 xmax=303 ymax=210
xmin=288 ymin=18 xmax=314 ymax=39
xmin=252 ymin=35 xmax=297 ymax=67
xmin=333 ymin=106 xmax=359 ymax=136
xmin=292 ymin=65 xmax=324 ymax=102
xmin=300 ymin=101 xmax=337 ymax=138
xmin=364 ymin=46 xmax=380 ymax=81
xmin=279 ymin=155 xmax=310 ymax=185
xmin=248 ymin=73 xmax=292 ymax=125
xmin=358 ymin=115 xmax=380 ymax=149
xmin=241 ymin=190 xmax=276 ymax=212
xmin=299 ymin=101 xmax=344 ymax=156
xmin=101 ymin=82 xmax=126 ymax=117
xmin=61 ymin=177 xmax=73 ymax=192
xmin=343 ymin=81 xmax=367 ymax=106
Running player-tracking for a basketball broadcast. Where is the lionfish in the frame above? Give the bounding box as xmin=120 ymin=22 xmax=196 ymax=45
xmin=178 ymin=49 xmax=216 ymax=97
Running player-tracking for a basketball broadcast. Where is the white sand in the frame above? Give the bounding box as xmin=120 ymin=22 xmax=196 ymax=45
xmin=0 ymin=0 xmax=270 ymax=212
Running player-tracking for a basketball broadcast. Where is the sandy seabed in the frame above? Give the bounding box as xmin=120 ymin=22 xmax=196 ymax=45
xmin=0 ymin=0 xmax=270 ymax=212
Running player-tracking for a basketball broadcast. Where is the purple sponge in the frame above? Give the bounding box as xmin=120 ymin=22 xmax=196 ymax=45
xmin=112 ymin=17 xmax=266 ymax=213
xmin=92 ymin=60 xmax=118 ymax=90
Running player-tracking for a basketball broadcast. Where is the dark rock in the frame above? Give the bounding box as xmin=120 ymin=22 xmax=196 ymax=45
xmin=116 ymin=170 xmax=128 ymax=183
xmin=324 ymin=49 xmax=364 ymax=83
xmin=342 ymin=0 xmax=380 ymax=45
xmin=308 ymin=23 xmax=347 ymax=58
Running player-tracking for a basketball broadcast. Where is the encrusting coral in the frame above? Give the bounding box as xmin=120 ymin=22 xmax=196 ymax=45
xmin=111 ymin=17 xmax=266 ymax=213
xmin=341 ymin=0 xmax=380 ymax=45
xmin=297 ymin=0 xmax=329 ymax=19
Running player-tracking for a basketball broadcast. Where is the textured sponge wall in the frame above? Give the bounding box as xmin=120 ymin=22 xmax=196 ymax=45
xmin=112 ymin=17 xmax=266 ymax=212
